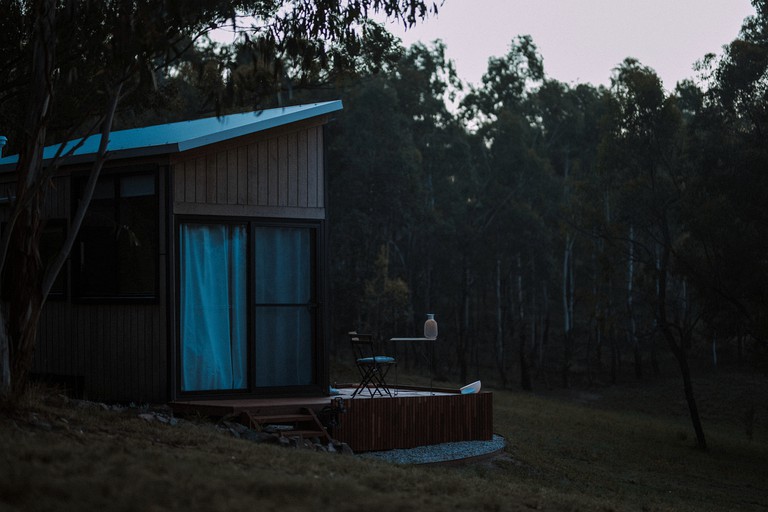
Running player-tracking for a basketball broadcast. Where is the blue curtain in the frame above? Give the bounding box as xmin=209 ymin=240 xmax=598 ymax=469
xmin=180 ymin=224 xmax=247 ymax=391
xmin=254 ymin=227 xmax=313 ymax=386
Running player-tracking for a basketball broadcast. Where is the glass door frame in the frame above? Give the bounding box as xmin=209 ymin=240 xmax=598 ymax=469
xmin=174 ymin=215 xmax=327 ymax=399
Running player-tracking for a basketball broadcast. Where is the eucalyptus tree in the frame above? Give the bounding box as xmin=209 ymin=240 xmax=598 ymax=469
xmin=325 ymin=40 xmax=476 ymax=381
xmin=598 ymin=58 xmax=708 ymax=449
xmin=459 ymin=36 xmax=558 ymax=388
xmin=0 ymin=0 xmax=439 ymax=398
xmin=681 ymin=0 xmax=768 ymax=360
xmin=531 ymin=80 xmax=612 ymax=387
xmin=326 ymin=75 xmax=422 ymax=336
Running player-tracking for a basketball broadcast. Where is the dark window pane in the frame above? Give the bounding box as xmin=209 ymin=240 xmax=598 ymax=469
xmin=254 ymin=227 xmax=312 ymax=304
xmin=118 ymin=193 xmax=157 ymax=295
xmin=120 ymin=174 xmax=155 ymax=197
xmin=75 ymin=173 xmax=157 ymax=298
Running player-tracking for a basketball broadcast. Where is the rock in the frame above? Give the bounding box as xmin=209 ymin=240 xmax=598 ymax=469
xmin=336 ymin=442 xmax=354 ymax=455
xmin=31 ymin=419 xmax=52 ymax=431
xmin=222 ymin=421 xmax=248 ymax=434
xmin=263 ymin=424 xmax=293 ymax=434
xmin=241 ymin=430 xmax=280 ymax=444
xmin=73 ymin=399 xmax=109 ymax=411
xmin=138 ymin=413 xmax=156 ymax=423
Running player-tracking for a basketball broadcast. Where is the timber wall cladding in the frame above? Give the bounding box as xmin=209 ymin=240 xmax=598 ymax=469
xmin=36 ymin=302 xmax=166 ymax=403
xmin=172 ymin=125 xmax=324 ymax=211
xmin=33 ymin=174 xmax=168 ymax=403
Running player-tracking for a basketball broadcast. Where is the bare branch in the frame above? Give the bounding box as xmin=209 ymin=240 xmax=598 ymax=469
xmin=41 ymin=82 xmax=122 ymax=300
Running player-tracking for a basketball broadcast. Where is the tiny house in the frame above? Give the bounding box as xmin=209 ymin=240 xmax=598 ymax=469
xmin=0 ymin=101 xmax=343 ymax=403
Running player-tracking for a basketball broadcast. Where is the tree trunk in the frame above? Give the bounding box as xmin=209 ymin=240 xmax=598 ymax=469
xmin=650 ymin=332 xmax=661 ymax=376
xmin=6 ymin=204 xmax=45 ymax=395
xmin=539 ymin=280 xmax=550 ymax=370
xmin=610 ymin=324 xmax=619 ymax=385
xmin=0 ymin=309 xmax=10 ymax=398
xmin=518 ymin=255 xmax=532 ymax=391
xmin=657 ymin=229 xmax=707 ymax=450
xmin=457 ymin=264 xmax=471 ymax=384
xmin=562 ymin=235 xmax=575 ymax=388
xmin=0 ymin=55 xmax=122 ymax=398
xmin=669 ymin=332 xmax=707 ymax=450
xmin=494 ymin=258 xmax=507 ymax=387
xmin=627 ymin=224 xmax=642 ymax=380
xmin=0 ymin=0 xmax=56 ymax=398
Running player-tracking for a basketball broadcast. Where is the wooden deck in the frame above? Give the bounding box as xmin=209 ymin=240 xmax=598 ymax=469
xmin=170 ymin=386 xmax=493 ymax=453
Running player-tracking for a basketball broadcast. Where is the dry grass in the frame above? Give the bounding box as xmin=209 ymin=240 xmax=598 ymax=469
xmin=1 ymin=369 xmax=767 ymax=512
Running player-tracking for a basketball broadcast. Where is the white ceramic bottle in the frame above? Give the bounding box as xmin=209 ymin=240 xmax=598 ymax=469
xmin=424 ymin=313 xmax=438 ymax=339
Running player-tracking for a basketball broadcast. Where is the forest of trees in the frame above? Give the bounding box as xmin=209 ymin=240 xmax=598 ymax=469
xmin=326 ymin=7 xmax=767 ymax=383
xmin=1 ymin=0 xmax=766 ymax=450
xmin=320 ymin=4 xmax=768 ymax=450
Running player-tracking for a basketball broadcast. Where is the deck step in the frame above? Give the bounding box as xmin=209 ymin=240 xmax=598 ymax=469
xmin=241 ymin=408 xmax=332 ymax=443
xmin=249 ymin=414 xmax=314 ymax=424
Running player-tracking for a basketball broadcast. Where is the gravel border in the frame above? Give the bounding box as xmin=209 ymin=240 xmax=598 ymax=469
xmin=357 ymin=434 xmax=506 ymax=465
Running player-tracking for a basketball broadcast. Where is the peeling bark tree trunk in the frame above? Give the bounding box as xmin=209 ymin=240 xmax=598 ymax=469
xmin=6 ymin=201 xmax=45 ymax=395
xmin=0 ymin=0 xmax=56 ymax=398
xmin=0 ymin=0 xmax=123 ymax=397
xmin=626 ymin=224 xmax=642 ymax=380
xmin=562 ymin=234 xmax=575 ymax=388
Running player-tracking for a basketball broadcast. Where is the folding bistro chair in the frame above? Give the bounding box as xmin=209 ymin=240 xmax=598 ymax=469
xmin=348 ymin=332 xmax=396 ymax=398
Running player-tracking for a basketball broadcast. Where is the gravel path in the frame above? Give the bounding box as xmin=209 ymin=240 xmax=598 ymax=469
xmin=357 ymin=434 xmax=506 ymax=465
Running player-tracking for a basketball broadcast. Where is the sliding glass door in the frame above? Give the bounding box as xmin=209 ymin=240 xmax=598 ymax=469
xmin=254 ymin=227 xmax=314 ymax=387
xmin=178 ymin=220 xmax=318 ymax=394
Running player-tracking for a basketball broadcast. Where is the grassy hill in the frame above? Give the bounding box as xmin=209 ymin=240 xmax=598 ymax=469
xmin=1 ymin=370 xmax=766 ymax=511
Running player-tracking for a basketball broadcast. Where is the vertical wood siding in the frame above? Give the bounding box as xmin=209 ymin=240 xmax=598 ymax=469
xmin=335 ymin=392 xmax=494 ymax=452
xmin=31 ymin=173 xmax=167 ymax=403
xmin=36 ymin=302 xmax=166 ymax=403
xmin=172 ymin=125 xmax=324 ymax=211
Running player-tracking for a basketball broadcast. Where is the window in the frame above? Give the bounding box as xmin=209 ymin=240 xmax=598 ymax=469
xmin=73 ymin=172 xmax=158 ymax=299
xmin=178 ymin=220 xmax=319 ymax=393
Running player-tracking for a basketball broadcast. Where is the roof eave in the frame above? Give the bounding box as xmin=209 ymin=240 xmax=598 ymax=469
xmin=0 ymin=143 xmax=179 ymax=173
xmin=178 ymin=101 xmax=343 ymax=152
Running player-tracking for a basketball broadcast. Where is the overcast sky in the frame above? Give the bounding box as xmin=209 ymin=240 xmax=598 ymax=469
xmin=379 ymin=0 xmax=756 ymax=90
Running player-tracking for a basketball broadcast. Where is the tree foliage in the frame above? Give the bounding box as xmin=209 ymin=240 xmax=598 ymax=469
xmin=323 ymin=1 xmax=767 ymax=450
xmin=0 ymin=0 xmax=438 ymax=398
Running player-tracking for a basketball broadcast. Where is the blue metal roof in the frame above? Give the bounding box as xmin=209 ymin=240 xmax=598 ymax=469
xmin=0 ymin=101 xmax=342 ymax=168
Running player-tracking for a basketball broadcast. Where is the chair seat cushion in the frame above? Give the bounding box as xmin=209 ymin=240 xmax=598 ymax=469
xmin=357 ymin=356 xmax=396 ymax=364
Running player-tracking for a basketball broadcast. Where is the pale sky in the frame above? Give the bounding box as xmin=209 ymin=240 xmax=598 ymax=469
xmin=379 ymin=0 xmax=756 ymax=90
